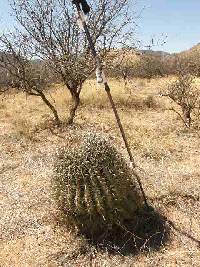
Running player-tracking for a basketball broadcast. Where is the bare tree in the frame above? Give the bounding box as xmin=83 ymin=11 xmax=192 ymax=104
xmin=0 ymin=33 xmax=60 ymax=125
xmin=163 ymin=74 xmax=200 ymax=128
xmin=106 ymin=47 xmax=136 ymax=88
xmin=10 ymin=0 xmax=135 ymax=124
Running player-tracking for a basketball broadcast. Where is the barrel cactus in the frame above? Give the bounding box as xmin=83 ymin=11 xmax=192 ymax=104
xmin=52 ymin=132 xmax=143 ymax=236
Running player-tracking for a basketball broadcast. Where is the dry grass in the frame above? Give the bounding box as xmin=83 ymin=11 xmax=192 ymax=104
xmin=0 ymin=77 xmax=200 ymax=266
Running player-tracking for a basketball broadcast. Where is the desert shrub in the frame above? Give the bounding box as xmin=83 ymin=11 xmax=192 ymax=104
xmin=165 ymin=74 xmax=200 ymax=127
xmin=134 ymin=54 xmax=165 ymax=79
xmin=143 ymin=95 xmax=157 ymax=109
xmin=115 ymin=94 xmax=159 ymax=110
xmin=13 ymin=118 xmax=34 ymax=140
xmin=52 ymin=132 xmax=143 ymax=236
xmin=106 ymin=49 xmax=167 ymax=80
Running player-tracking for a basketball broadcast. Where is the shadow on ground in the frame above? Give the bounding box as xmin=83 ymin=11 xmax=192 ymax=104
xmin=83 ymin=205 xmax=170 ymax=256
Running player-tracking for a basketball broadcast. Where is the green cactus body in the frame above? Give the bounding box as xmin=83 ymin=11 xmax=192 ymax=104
xmin=52 ymin=133 xmax=143 ymax=236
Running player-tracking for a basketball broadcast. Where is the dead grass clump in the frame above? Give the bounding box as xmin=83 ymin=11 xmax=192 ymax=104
xmin=12 ymin=118 xmax=35 ymax=140
xmin=79 ymin=79 xmax=161 ymax=111
xmin=141 ymin=142 xmax=173 ymax=161
xmin=143 ymin=95 xmax=158 ymax=109
xmin=115 ymin=95 xmax=143 ymax=110
xmin=137 ymin=79 xmax=147 ymax=88
xmin=0 ymin=101 xmax=6 ymax=109
xmin=113 ymin=94 xmax=160 ymax=111
xmin=52 ymin=132 xmax=143 ymax=237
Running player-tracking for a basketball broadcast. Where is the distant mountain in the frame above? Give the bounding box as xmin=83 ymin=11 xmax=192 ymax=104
xmin=175 ymin=43 xmax=200 ymax=58
xmin=139 ymin=50 xmax=170 ymax=57
xmin=107 ymin=47 xmax=171 ymax=65
xmin=140 ymin=43 xmax=200 ymax=58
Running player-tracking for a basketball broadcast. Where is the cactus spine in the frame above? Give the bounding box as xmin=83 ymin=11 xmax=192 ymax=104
xmin=52 ymin=133 xmax=143 ymax=235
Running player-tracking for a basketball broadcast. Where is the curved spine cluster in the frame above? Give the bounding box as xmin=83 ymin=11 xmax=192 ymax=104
xmin=52 ymin=132 xmax=143 ymax=235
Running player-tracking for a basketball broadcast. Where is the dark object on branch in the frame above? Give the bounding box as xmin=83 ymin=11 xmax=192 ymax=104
xmin=73 ymin=0 xmax=90 ymax=14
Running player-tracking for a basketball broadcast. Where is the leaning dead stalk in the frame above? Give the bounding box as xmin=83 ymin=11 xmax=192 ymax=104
xmin=72 ymin=0 xmax=149 ymax=208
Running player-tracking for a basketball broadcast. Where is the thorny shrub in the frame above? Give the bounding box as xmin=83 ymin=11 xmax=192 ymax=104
xmin=165 ymin=74 xmax=200 ymax=128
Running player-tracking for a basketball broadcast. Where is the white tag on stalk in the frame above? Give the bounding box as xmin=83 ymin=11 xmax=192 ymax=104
xmin=96 ymin=67 xmax=107 ymax=84
xmin=76 ymin=12 xmax=86 ymax=30
xmin=130 ymin=161 xmax=134 ymax=169
xmin=77 ymin=18 xmax=84 ymax=29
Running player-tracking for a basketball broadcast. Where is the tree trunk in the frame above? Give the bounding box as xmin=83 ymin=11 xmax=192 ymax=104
xmin=39 ymin=91 xmax=61 ymax=126
xmin=182 ymin=105 xmax=191 ymax=127
xmin=67 ymin=91 xmax=80 ymax=125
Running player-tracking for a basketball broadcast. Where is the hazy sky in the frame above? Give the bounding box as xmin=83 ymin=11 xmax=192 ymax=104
xmin=0 ymin=0 xmax=199 ymax=53
xmin=135 ymin=0 xmax=200 ymax=52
